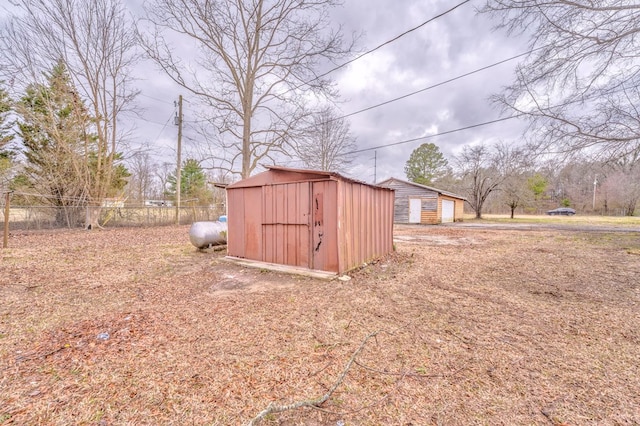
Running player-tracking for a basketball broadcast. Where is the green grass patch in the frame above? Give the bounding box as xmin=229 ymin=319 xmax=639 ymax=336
xmin=465 ymin=214 xmax=640 ymax=227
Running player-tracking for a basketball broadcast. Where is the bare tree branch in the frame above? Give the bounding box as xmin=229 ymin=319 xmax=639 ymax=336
xmin=140 ymin=0 xmax=353 ymax=178
xmin=246 ymin=329 xmax=380 ymax=426
xmin=1 ymin=0 xmax=139 ymax=228
xmin=294 ymin=105 xmax=356 ymax=173
xmin=481 ymin=1 xmax=640 ymax=161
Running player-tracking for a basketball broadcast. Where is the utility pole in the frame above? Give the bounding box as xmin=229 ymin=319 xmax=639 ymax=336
xmin=3 ymin=190 xmax=11 ymax=249
xmin=175 ymin=95 xmax=183 ymax=225
xmin=373 ymin=150 xmax=377 ymax=184
xmin=592 ymin=174 xmax=598 ymax=211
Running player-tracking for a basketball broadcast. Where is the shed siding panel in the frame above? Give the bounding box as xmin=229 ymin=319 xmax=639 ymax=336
xmin=337 ymin=180 xmax=394 ymax=273
xmin=227 ymin=186 xmax=262 ymax=260
xmin=311 ymin=180 xmax=339 ymax=272
xmin=421 ymin=198 xmax=438 ymax=211
xmin=421 ymin=211 xmax=439 ymax=224
xmin=454 ymin=197 xmax=465 ymax=221
xmin=262 ymin=182 xmax=310 ymax=268
xmin=226 ymin=189 xmax=245 ymax=258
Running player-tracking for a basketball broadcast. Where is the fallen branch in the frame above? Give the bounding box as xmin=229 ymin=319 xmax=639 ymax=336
xmin=246 ymin=330 xmax=381 ymax=426
xmin=311 ymin=370 xmax=407 ymax=417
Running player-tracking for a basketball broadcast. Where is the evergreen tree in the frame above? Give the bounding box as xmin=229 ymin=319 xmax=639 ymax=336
xmin=17 ymin=62 xmax=91 ymax=225
xmin=166 ymin=159 xmax=212 ymax=206
xmin=0 ymin=84 xmax=13 ymax=152
xmin=0 ymin=84 xmax=14 ymax=179
xmin=16 ymin=62 xmax=129 ymax=226
xmin=404 ymin=143 xmax=449 ymax=186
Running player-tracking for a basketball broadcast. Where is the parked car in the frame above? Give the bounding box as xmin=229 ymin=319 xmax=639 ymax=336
xmin=547 ymin=207 xmax=576 ymax=216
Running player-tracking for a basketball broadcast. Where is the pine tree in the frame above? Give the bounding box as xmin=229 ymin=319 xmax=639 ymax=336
xmin=0 ymin=84 xmax=14 ymax=154
xmin=166 ymin=159 xmax=211 ymax=206
xmin=16 ymin=62 xmax=129 ymax=227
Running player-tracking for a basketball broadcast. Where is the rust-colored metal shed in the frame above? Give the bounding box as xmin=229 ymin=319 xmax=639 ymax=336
xmin=225 ymin=166 xmax=395 ymax=275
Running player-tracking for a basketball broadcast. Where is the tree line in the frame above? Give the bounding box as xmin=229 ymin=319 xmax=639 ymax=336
xmin=405 ymin=142 xmax=640 ymax=218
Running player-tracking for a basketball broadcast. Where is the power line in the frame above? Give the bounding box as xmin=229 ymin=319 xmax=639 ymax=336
xmin=288 ymin=0 xmax=473 ymax=92
xmin=345 ymin=114 xmax=523 ymax=155
xmin=151 ymin=110 xmax=176 ymax=143
xmin=344 ymin=79 xmax=637 ymax=156
xmin=120 ymin=109 xmax=177 ymax=127
xmin=183 ymin=48 xmax=540 ymax=131
xmin=339 ymin=47 xmax=541 ymax=122
xmin=139 ymin=2 xmax=472 ymax=121
xmin=138 ymin=93 xmax=174 ymax=105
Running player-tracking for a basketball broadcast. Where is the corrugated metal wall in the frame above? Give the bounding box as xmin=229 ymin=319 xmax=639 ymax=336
xmin=227 ymin=186 xmax=263 ymax=260
xmin=311 ymin=180 xmax=339 ymax=272
xmin=227 ymin=168 xmax=394 ymax=274
xmin=262 ymin=182 xmax=311 ymax=267
xmin=336 ymin=180 xmax=395 ymax=273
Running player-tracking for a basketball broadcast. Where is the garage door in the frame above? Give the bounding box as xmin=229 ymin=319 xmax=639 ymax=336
xmin=442 ymin=199 xmax=455 ymax=223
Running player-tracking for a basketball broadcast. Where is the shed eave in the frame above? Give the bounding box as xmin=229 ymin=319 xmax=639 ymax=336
xmin=377 ymin=177 xmax=466 ymax=201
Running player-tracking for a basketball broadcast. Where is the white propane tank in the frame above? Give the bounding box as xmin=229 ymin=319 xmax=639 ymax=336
xmin=189 ymin=221 xmax=228 ymax=249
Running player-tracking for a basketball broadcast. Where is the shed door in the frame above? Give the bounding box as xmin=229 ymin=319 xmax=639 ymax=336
xmin=409 ymin=198 xmax=422 ymax=223
xmin=262 ymin=182 xmax=311 ymax=268
xmin=442 ymin=199 xmax=455 ymax=223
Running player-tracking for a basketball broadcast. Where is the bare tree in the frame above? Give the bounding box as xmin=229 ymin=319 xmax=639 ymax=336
xmin=601 ymin=150 xmax=640 ymax=215
xmin=500 ymin=171 xmax=529 ymax=218
xmin=154 ymin=161 xmax=175 ymax=202
xmin=1 ymin=0 xmax=139 ymax=228
xmin=295 ymin=106 xmax=356 ymax=173
xmin=141 ymin=0 xmax=353 ymax=178
xmin=456 ymin=142 xmax=527 ymax=219
xmin=482 ymin=1 xmax=640 ymax=160
xmin=126 ymin=151 xmax=157 ymax=203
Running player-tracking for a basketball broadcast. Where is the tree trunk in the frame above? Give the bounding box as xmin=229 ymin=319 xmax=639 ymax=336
xmin=85 ymin=205 xmax=102 ymax=230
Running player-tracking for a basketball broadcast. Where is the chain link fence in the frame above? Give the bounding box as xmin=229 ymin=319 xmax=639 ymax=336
xmin=0 ymin=203 xmax=226 ymax=230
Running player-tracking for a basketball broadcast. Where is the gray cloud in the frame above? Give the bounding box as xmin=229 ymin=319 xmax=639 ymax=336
xmin=328 ymin=0 xmax=530 ymax=181
xmin=0 ymin=0 xmax=529 ymax=182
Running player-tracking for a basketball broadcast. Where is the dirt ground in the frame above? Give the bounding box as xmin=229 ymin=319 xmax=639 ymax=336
xmin=1 ymin=224 xmax=639 ymax=425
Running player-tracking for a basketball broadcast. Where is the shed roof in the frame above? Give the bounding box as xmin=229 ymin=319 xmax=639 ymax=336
xmin=377 ymin=177 xmax=466 ymax=201
xmin=227 ymin=165 xmax=394 ymax=192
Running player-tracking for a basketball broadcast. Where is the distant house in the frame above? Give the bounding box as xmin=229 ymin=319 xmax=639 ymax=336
xmin=102 ymin=198 xmax=125 ymax=208
xmin=225 ymin=166 xmax=395 ymax=275
xmin=144 ymin=200 xmax=173 ymax=207
xmin=377 ymin=177 xmax=465 ymax=224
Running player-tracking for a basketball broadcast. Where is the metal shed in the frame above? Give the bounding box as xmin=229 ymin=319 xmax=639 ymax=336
xmin=377 ymin=177 xmax=466 ymax=224
xmin=225 ymin=166 xmax=395 ymax=275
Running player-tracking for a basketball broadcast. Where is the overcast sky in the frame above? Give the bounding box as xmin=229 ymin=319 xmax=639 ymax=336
xmin=4 ymin=0 xmax=531 ymax=184
xmin=127 ymin=0 xmax=532 ymax=183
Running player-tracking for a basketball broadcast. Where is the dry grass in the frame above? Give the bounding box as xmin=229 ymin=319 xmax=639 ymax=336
xmin=468 ymin=213 xmax=640 ymax=227
xmin=1 ymin=224 xmax=639 ymax=425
